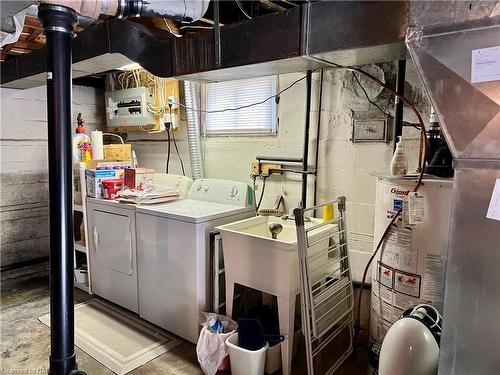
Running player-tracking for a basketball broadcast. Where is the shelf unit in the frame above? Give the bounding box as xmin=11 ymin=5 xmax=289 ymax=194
xmin=73 ymin=165 xmax=92 ymax=294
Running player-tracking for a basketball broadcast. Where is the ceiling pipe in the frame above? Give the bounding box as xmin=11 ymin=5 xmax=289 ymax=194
xmin=38 ymin=0 xmax=210 ymax=21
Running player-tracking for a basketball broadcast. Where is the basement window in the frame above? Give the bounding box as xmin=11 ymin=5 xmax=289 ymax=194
xmin=202 ymin=75 xmax=277 ymax=136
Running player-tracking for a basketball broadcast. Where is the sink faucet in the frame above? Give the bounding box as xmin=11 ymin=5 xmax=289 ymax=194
xmin=281 ymin=214 xmax=311 ymax=222
xmin=268 ymin=223 xmax=283 ymax=239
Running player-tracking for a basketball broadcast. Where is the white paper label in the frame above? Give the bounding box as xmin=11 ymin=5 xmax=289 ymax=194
xmin=471 ymin=46 xmax=500 ymax=83
xmin=486 ymin=179 xmax=500 ymax=222
xmin=408 ymin=192 xmax=425 ymax=225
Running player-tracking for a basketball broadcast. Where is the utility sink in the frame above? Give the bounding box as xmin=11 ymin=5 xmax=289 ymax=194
xmin=218 ymin=215 xmax=336 ymax=298
xmin=218 ymin=215 xmax=339 ymax=375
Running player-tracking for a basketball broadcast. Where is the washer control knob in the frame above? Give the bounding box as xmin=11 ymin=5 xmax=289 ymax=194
xmin=203 ymin=185 xmax=209 ymax=192
xmin=230 ymin=186 xmax=239 ymax=197
xmin=196 ymin=184 xmax=202 ymax=191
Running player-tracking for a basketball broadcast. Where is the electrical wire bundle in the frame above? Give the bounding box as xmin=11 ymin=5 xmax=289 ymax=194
xmin=116 ymin=68 xmax=176 ymax=131
xmin=115 ymin=69 xmax=186 ymax=176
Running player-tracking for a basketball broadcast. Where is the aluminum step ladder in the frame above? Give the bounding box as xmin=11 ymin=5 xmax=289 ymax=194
xmin=294 ymin=197 xmax=354 ymax=375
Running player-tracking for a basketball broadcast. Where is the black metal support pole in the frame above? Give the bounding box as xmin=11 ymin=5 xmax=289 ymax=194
xmin=313 ymin=69 xmax=324 ymax=207
xmin=392 ymin=59 xmax=406 ymax=152
xmin=38 ymin=5 xmax=80 ymax=375
xmin=301 ymin=70 xmax=313 ymax=208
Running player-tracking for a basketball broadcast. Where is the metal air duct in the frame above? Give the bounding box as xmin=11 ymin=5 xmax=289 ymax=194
xmin=407 ymin=15 xmax=500 ymax=375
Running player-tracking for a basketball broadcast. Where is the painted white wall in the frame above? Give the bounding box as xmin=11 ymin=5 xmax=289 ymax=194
xmin=126 ymin=60 xmax=429 ymax=282
xmin=0 ymin=85 xmax=105 ymax=267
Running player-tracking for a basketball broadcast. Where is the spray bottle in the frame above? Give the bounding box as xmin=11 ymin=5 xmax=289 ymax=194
xmin=390 ymin=136 xmax=407 ymax=177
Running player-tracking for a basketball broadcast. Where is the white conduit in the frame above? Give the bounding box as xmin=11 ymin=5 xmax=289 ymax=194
xmin=184 ymin=81 xmax=205 ymax=179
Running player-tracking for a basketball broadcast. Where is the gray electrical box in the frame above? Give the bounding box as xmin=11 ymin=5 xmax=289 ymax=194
xmin=105 ymin=87 xmax=154 ymax=128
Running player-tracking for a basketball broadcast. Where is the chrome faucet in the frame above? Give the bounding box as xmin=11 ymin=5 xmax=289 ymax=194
xmin=268 ymin=223 xmax=283 ymax=239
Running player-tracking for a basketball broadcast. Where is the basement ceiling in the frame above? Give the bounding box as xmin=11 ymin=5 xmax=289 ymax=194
xmin=1 ymin=1 xmax=411 ymax=88
xmin=0 ymin=0 xmax=306 ymax=63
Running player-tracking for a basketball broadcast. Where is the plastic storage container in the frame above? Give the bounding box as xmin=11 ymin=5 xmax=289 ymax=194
xmin=226 ymin=333 xmax=269 ymax=375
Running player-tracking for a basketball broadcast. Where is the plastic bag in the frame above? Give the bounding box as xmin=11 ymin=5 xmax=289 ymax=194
xmin=196 ymin=313 xmax=238 ymax=375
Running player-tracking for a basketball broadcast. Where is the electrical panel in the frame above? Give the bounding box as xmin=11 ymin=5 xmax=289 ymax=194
xmin=105 ymin=87 xmax=154 ymax=128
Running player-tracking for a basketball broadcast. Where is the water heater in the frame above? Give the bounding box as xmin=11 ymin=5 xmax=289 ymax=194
xmin=370 ymin=176 xmax=453 ymax=344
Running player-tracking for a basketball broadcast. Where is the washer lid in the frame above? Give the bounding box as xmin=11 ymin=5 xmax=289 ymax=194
xmin=136 ymin=199 xmax=255 ymax=223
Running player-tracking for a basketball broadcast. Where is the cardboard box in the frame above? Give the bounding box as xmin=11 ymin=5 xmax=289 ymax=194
xmin=86 ymin=169 xmax=125 ymax=198
xmin=124 ymin=168 xmax=154 ymax=191
xmin=87 ymin=159 xmax=131 ymax=170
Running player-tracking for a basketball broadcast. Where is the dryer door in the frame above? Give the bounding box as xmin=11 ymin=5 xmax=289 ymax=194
xmin=92 ymin=210 xmax=133 ymax=275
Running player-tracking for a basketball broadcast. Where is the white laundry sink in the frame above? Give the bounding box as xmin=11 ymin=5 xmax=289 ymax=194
xmin=218 ymin=215 xmax=336 ymax=298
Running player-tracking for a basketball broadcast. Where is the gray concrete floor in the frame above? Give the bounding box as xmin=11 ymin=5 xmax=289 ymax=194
xmin=1 ymin=269 xmax=369 ymax=374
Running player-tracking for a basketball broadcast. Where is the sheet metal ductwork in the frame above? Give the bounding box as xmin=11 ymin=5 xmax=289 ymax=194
xmin=1 ymin=19 xmax=174 ymax=89
xmin=407 ymin=16 xmax=500 ymax=375
xmin=2 ymin=1 xmax=410 ymax=88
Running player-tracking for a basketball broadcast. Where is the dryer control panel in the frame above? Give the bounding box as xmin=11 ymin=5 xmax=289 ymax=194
xmin=189 ymin=179 xmax=251 ymax=207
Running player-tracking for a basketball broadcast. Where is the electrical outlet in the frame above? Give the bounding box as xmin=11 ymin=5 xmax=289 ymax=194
xmin=250 ymin=160 xmax=282 ymax=177
xmin=168 ymin=96 xmax=178 ymax=109
xmin=261 ymin=163 xmax=282 ymax=176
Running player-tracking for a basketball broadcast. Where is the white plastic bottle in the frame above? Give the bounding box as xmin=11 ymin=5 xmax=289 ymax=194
xmin=390 ymin=136 xmax=407 ymax=176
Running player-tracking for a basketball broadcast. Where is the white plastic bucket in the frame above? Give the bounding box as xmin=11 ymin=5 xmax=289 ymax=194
xmin=226 ymin=333 xmax=269 ymax=375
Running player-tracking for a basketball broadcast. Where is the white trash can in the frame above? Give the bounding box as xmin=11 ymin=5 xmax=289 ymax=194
xmin=226 ymin=333 xmax=269 ymax=375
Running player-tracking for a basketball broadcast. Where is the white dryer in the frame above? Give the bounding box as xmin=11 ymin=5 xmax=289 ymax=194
xmin=86 ymin=174 xmax=192 ymax=313
xmin=136 ymin=179 xmax=255 ymax=343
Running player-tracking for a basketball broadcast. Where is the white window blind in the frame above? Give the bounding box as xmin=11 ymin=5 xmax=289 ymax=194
xmin=204 ymin=75 xmax=277 ymax=135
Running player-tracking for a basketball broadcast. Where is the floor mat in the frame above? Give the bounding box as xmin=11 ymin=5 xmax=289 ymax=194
xmin=38 ymin=299 xmax=181 ymax=375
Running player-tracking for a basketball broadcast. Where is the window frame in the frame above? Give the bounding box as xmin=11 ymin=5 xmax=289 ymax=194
xmin=200 ymin=76 xmax=279 ymax=137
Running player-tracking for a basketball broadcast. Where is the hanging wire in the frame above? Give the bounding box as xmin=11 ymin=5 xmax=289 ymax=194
xmin=172 ymin=72 xmax=312 ymax=114
xmin=351 ymin=71 xmax=392 ymax=118
xmin=171 ymin=128 xmax=186 ymax=176
xmin=165 ymin=129 xmax=171 ymax=173
xmin=235 ymin=0 xmax=253 ymax=19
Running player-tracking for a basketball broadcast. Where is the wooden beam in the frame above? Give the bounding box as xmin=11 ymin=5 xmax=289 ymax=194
xmin=259 ymin=0 xmax=287 ymax=12
xmin=26 ymin=29 xmax=43 ymax=42
xmin=198 ymin=17 xmax=225 ymax=26
xmin=23 ymin=16 xmax=43 ymax=30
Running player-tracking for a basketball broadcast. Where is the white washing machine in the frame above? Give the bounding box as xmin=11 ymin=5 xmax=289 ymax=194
xmin=86 ymin=174 xmax=192 ymax=313
xmin=136 ymin=179 xmax=255 ymax=343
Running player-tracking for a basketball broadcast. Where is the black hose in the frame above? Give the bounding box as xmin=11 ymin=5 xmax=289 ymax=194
xmin=257 ymin=178 xmax=267 ymax=212
xmin=166 ymin=129 xmax=171 ymax=173
xmin=171 ymin=129 xmax=186 ymax=176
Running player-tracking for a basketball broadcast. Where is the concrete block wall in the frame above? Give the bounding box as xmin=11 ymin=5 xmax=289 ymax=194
xmin=0 ymin=86 xmax=105 ymax=268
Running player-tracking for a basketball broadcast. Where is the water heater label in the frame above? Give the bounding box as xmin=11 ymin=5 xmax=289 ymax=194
xmin=471 ymin=46 xmax=500 ymax=84
xmin=408 ymin=192 xmax=425 ymax=225
xmin=394 ymin=270 xmax=421 ymax=298
xmin=486 ymin=178 xmax=500 ymax=222
xmin=377 ymin=262 xmax=394 ymax=289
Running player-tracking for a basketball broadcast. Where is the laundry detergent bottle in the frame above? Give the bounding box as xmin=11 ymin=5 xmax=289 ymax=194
xmin=72 ymin=113 xmax=92 ymax=166
xmin=390 ymin=136 xmax=407 ymax=177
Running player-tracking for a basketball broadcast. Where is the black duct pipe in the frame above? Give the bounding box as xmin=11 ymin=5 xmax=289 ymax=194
xmin=301 ymin=70 xmax=313 ymax=208
xmin=392 ymin=59 xmax=406 ymax=152
xmin=38 ymin=5 xmax=83 ymax=375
